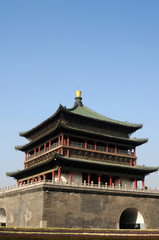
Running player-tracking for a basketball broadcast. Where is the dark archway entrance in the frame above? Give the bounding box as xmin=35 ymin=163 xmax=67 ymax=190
xmin=0 ymin=208 xmax=6 ymax=226
xmin=120 ymin=208 xmax=145 ymax=229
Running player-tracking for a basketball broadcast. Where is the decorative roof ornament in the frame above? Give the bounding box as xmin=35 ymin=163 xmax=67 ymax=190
xmin=74 ymin=90 xmax=83 ymax=106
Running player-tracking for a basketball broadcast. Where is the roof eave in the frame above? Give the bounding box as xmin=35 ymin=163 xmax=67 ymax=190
xmin=19 ymin=105 xmax=64 ymax=138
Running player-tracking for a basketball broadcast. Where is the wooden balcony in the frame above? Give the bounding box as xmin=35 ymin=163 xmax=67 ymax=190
xmin=25 ymin=140 xmax=136 ymax=168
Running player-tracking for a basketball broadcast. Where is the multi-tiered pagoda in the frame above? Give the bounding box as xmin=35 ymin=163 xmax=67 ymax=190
xmin=7 ymin=91 xmax=157 ymax=189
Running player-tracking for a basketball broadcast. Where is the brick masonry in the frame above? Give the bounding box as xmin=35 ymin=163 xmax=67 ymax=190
xmin=0 ymin=183 xmax=159 ymax=229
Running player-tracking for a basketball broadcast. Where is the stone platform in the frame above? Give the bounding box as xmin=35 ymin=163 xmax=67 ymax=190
xmin=0 ymin=180 xmax=159 ymax=229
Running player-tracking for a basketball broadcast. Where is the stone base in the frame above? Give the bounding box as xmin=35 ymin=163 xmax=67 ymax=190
xmin=0 ymin=183 xmax=159 ymax=229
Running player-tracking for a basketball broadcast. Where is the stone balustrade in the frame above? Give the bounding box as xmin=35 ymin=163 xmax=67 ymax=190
xmin=0 ymin=179 xmax=158 ymax=195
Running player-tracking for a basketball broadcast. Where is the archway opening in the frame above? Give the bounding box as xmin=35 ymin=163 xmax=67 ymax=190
xmin=120 ymin=208 xmax=145 ymax=229
xmin=0 ymin=208 xmax=6 ymax=226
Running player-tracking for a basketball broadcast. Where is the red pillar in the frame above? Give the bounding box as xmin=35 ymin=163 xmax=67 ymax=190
xmin=130 ymin=159 xmax=132 ymax=166
xmin=134 ymin=179 xmax=137 ymax=189
xmin=58 ymin=169 xmax=61 ymax=183
xmin=67 ymin=149 xmax=69 ymax=157
xmin=67 ymin=136 xmax=70 ymax=157
xmin=135 ymin=159 xmax=137 ymax=166
xmin=61 ymin=134 xmax=64 ymax=153
xmin=58 ymin=136 xmax=61 ymax=145
xmin=38 ymin=147 xmax=40 ymax=155
xmin=33 ymin=178 xmax=35 ymax=182
xmin=106 ymin=144 xmax=108 ymax=152
xmin=25 ymin=153 xmax=27 ymax=161
xmin=62 ymin=134 xmax=64 ymax=145
xmin=17 ymin=181 xmax=19 ymax=187
xmin=27 ymin=153 xmax=29 ymax=160
xmin=115 ymin=145 xmax=117 ymax=154
xmin=49 ymin=141 xmax=51 ymax=150
xmin=95 ymin=142 xmax=97 ymax=151
xmin=142 ymin=178 xmax=145 ymax=188
xmin=109 ymin=177 xmax=112 ymax=187
xmin=44 ymin=144 xmax=46 ymax=152
xmin=67 ymin=136 xmax=69 ymax=146
xmin=130 ymin=148 xmax=132 ymax=156
xmin=38 ymin=176 xmax=40 ymax=182
xmin=34 ymin=149 xmax=36 ymax=157
xmin=119 ymin=176 xmax=121 ymax=185
xmin=88 ymin=172 xmax=90 ymax=184
xmin=21 ymin=181 xmax=23 ymax=186
xmin=61 ymin=147 xmax=63 ymax=155
xmin=98 ymin=175 xmax=101 ymax=183
xmin=69 ymin=171 xmax=72 ymax=183
xmin=52 ymin=171 xmax=55 ymax=179
xmin=85 ymin=140 xmax=87 ymax=149
xmin=43 ymin=174 xmax=45 ymax=180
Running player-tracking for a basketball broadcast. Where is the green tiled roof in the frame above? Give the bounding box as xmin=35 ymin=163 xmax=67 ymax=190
xmin=15 ymin=121 xmax=148 ymax=152
xmin=67 ymin=104 xmax=142 ymax=128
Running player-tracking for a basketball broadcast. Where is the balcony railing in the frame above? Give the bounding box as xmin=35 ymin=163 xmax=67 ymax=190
xmin=27 ymin=140 xmax=134 ymax=161
xmin=1 ymin=179 xmax=158 ymax=195
xmin=28 ymin=141 xmax=60 ymax=160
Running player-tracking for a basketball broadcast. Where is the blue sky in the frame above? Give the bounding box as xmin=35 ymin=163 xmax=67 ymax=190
xmin=0 ymin=0 xmax=159 ymax=188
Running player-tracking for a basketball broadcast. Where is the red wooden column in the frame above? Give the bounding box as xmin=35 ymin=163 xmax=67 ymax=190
xmin=25 ymin=153 xmax=27 ymax=161
xmin=34 ymin=149 xmax=36 ymax=157
xmin=38 ymin=147 xmax=40 ymax=155
xmin=49 ymin=141 xmax=51 ymax=150
xmin=33 ymin=178 xmax=35 ymax=182
xmin=21 ymin=181 xmax=23 ymax=186
xmin=106 ymin=144 xmax=108 ymax=153
xmin=44 ymin=144 xmax=46 ymax=152
xmin=115 ymin=145 xmax=117 ymax=154
xmin=85 ymin=140 xmax=87 ymax=149
xmin=67 ymin=136 xmax=69 ymax=145
xmin=142 ymin=178 xmax=145 ymax=188
xmin=61 ymin=147 xmax=63 ymax=155
xmin=98 ymin=175 xmax=101 ymax=183
xmin=130 ymin=147 xmax=132 ymax=156
xmin=88 ymin=172 xmax=90 ymax=185
xmin=69 ymin=171 xmax=72 ymax=183
xmin=134 ymin=159 xmax=137 ymax=166
xmin=119 ymin=176 xmax=121 ymax=185
xmin=61 ymin=134 xmax=64 ymax=155
xmin=134 ymin=179 xmax=137 ymax=189
xmin=27 ymin=153 xmax=29 ymax=160
xmin=58 ymin=136 xmax=61 ymax=145
xmin=52 ymin=171 xmax=55 ymax=180
xmin=95 ymin=142 xmax=97 ymax=151
xmin=62 ymin=134 xmax=64 ymax=145
xmin=130 ymin=159 xmax=132 ymax=166
xmin=17 ymin=181 xmax=19 ymax=187
xmin=67 ymin=136 xmax=70 ymax=157
xmin=58 ymin=169 xmax=61 ymax=183
xmin=58 ymin=136 xmax=61 ymax=154
xmin=109 ymin=177 xmax=112 ymax=187
xmin=38 ymin=176 xmax=40 ymax=182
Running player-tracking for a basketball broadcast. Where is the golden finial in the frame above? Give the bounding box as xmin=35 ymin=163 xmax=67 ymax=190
xmin=76 ymin=90 xmax=82 ymax=98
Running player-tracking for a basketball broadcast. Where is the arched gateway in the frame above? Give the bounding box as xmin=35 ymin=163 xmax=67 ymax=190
xmin=0 ymin=208 xmax=6 ymax=226
xmin=119 ymin=208 xmax=145 ymax=229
